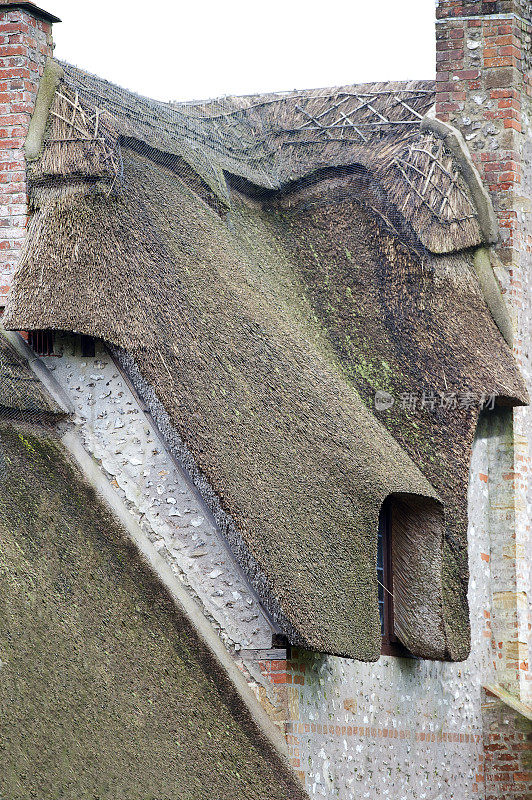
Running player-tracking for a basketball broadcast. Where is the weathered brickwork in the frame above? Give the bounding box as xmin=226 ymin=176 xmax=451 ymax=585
xmin=485 ymin=411 xmax=529 ymax=697
xmin=0 ymin=5 xmax=52 ymax=299
xmin=482 ymin=689 xmax=532 ymax=800
xmin=436 ymin=0 xmax=532 ymax=694
xmin=437 ymin=1 xmax=531 ymax=22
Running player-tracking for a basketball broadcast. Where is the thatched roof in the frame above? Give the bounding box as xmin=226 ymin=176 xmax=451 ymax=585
xmin=0 ymin=416 xmax=306 ymax=798
xmin=6 ymin=61 xmax=528 ymax=660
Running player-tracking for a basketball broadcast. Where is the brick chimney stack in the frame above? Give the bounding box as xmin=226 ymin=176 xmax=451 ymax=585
xmin=0 ymin=2 xmax=59 ymax=300
xmin=434 ymin=1 xmax=531 ymax=293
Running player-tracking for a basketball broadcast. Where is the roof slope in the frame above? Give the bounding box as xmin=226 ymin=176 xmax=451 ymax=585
xmin=5 ymin=60 xmax=528 ymax=661
xmin=5 ymin=145 xmax=439 ymax=660
xmin=0 ymin=416 xmax=307 ymax=799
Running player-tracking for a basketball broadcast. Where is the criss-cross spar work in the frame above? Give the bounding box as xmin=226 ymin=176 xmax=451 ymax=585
xmin=278 ymin=89 xmax=433 ymax=144
xmin=392 ymin=135 xmax=478 ymax=225
xmin=47 ymin=88 xmax=119 ymax=179
xmin=32 ymin=66 xmax=482 ymax=252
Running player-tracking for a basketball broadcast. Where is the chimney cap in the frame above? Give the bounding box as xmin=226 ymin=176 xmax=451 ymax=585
xmin=0 ymin=1 xmax=61 ymax=23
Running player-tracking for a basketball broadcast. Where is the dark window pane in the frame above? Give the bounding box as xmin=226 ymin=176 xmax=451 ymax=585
xmin=80 ymin=335 xmax=96 ymax=357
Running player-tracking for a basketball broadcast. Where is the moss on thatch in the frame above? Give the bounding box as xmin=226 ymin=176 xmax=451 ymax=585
xmin=0 ymin=422 xmax=306 ymax=799
xmin=5 ymin=144 xmax=526 ymax=661
xmin=264 ymin=184 xmax=526 ymax=659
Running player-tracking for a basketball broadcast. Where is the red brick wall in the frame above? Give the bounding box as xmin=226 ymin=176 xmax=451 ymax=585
xmin=0 ymin=5 xmax=53 ymax=301
xmin=437 ymin=1 xmax=531 ymax=20
xmin=258 ymin=655 xmax=307 ymax=780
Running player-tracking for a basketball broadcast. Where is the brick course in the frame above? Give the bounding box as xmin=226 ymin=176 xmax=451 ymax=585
xmin=437 ymin=1 xmax=531 ymax=21
xmin=482 ymin=689 xmax=532 ymax=800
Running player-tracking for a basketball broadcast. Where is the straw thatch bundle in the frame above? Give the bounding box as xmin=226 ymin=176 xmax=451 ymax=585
xmin=32 ymin=86 xmax=119 ymax=181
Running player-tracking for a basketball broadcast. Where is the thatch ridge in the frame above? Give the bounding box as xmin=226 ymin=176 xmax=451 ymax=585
xmin=27 ymin=60 xmax=492 ymax=253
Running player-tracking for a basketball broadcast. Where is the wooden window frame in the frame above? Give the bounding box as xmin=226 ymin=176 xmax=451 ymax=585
xmin=378 ymin=499 xmax=412 ymax=658
xmin=28 ymin=330 xmax=56 ymax=357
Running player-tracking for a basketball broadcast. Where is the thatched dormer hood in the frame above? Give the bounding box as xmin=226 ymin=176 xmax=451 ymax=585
xmin=4 ymin=59 xmax=527 ymax=661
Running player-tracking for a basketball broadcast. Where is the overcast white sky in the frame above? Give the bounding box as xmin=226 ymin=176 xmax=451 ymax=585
xmin=48 ymin=0 xmax=436 ymax=103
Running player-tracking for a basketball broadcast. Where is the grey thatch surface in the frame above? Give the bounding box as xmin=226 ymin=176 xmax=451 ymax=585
xmin=28 ymin=61 xmax=490 ymax=253
xmin=0 ymin=420 xmax=307 ymax=799
xmin=0 ymin=331 xmax=62 ymax=419
xmin=5 ymin=133 xmax=526 ymax=660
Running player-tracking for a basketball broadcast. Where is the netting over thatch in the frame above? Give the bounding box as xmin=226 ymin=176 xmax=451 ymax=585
xmin=35 ymin=85 xmax=120 ymax=180
xmin=26 ymin=61 xmax=489 ymax=253
xmin=5 ymin=118 xmax=526 ymax=660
